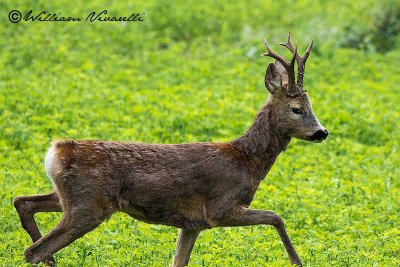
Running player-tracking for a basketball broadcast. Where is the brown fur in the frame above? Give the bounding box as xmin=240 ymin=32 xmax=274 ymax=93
xmin=14 ymin=37 xmax=328 ymax=267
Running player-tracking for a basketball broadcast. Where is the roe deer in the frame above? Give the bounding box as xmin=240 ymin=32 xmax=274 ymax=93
xmin=14 ymin=33 xmax=328 ymax=266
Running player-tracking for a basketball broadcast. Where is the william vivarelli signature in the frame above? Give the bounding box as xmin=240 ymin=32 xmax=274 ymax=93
xmin=9 ymin=10 xmax=145 ymax=23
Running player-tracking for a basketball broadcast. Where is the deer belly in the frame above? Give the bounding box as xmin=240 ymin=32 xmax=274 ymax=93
xmin=118 ymin=195 xmax=211 ymax=229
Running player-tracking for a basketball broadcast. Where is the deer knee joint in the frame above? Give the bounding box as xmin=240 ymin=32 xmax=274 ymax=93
xmin=14 ymin=197 xmax=32 ymax=214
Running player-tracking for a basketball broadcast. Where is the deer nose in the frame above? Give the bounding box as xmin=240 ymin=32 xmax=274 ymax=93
xmin=312 ymin=129 xmax=328 ymax=141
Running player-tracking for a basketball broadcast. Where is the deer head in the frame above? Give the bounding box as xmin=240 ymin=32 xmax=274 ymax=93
xmin=262 ymin=33 xmax=328 ymax=142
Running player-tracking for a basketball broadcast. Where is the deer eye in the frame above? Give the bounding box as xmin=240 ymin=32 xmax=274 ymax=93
xmin=291 ymin=108 xmax=303 ymax=114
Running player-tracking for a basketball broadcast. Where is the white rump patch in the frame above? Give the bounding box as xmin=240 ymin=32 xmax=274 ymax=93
xmin=45 ymin=145 xmax=57 ymax=187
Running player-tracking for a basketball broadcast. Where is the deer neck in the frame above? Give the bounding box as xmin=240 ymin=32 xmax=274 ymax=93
xmin=232 ymin=101 xmax=290 ymax=177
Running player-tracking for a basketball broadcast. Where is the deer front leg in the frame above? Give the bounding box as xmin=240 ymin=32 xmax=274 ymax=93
xmin=172 ymin=229 xmax=200 ymax=267
xmin=217 ymin=207 xmax=302 ymax=266
xmin=14 ymin=192 xmax=62 ymax=267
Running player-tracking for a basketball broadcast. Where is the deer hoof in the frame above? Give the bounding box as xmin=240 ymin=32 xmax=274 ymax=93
xmin=24 ymin=247 xmax=34 ymax=263
xmin=45 ymin=255 xmax=56 ymax=267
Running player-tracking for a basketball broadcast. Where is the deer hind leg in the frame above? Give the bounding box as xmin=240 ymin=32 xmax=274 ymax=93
xmin=14 ymin=192 xmax=62 ymax=266
xmin=172 ymin=229 xmax=200 ymax=267
xmin=216 ymin=207 xmax=302 ymax=266
xmin=23 ymin=198 xmax=107 ymax=265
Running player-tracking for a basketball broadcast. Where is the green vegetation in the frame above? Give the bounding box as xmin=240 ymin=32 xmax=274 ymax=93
xmin=1 ymin=0 xmax=399 ymax=266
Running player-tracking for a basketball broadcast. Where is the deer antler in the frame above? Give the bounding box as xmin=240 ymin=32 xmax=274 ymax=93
xmin=262 ymin=39 xmax=297 ymax=94
xmin=280 ymin=32 xmax=314 ymax=92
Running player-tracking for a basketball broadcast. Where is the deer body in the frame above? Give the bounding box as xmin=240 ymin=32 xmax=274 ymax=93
xmin=14 ymin=34 xmax=328 ymax=266
xmin=44 ymin=100 xmax=286 ymax=230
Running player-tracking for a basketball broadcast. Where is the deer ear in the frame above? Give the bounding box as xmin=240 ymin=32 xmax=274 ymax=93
xmin=274 ymin=60 xmax=289 ymax=84
xmin=265 ymin=63 xmax=282 ymax=94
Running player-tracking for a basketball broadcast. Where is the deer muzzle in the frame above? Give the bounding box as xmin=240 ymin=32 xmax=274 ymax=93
xmin=310 ymin=128 xmax=329 ymax=142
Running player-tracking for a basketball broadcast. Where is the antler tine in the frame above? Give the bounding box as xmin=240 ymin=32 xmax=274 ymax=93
xmin=280 ymin=33 xmax=295 ymax=54
xmin=262 ymin=39 xmax=290 ymax=69
xmin=296 ymin=39 xmax=314 ymax=89
xmin=301 ymin=39 xmax=314 ymax=64
xmin=280 ymin=33 xmax=303 ymax=66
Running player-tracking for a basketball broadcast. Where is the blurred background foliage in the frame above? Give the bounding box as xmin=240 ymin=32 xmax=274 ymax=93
xmin=0 ymin=0 xmax=399 ymax=266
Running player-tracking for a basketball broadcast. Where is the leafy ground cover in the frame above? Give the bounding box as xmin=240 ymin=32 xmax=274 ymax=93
xmin=0 ymin=0 xmax=399 ymax=266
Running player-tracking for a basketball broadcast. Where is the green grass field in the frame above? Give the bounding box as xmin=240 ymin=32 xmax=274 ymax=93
xmin=1 ymin=0 xmax=399 ymax=266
